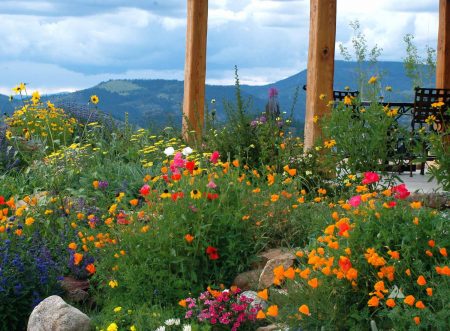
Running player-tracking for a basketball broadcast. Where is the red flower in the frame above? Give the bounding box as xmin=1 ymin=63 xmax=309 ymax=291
xmin=185 ymin=161 xmax=196 ymax=174
xmin=339 ymin=256 xmax=352 ymax=272
xmin=362 ymin=172 xmax=380 ymax=185
xmin=206 ymin=246 xmax=219 ymax=260
xmin=391 ymin=184 xmax=410 ymax=199
xmin=171 ymin=192 xmax=184 ymax=201
xmin=162 ymin=174 xmax=170 ymax=183
xmin=338 ymin=223 xmax=350 ymax=236
xmin=210 ymin=151 xmax=220 ymax=164
xmin=171 ymin=173 xmax=182 ymax=181
xmin=388 ymin=201 xmax=397 ymax=208
xmin=206 ymin=193 xmax=219 ymax=201
xmin=0 ymin=196 xmax=4 ymax=205
xmin=140 ymin=184 xmax=151 ymax=196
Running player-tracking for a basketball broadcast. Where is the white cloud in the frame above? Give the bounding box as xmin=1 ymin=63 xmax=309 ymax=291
xmin=0 ymin=0 xmax=440 ymax=94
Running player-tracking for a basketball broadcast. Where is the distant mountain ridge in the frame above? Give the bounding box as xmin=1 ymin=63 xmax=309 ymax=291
xmin=1 ymin=61 xmax=432 ymax=128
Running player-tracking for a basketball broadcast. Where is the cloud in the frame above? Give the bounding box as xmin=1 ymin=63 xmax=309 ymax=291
xmin=0 ymin=0 xmax=439 ymax=93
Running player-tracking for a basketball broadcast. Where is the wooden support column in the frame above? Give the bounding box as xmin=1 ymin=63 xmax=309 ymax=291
xmin=182 ymin=0 xmax=208 ymax=141
xmin=304 ymin=0 xmax=337 ymax=150
xmin=437 ymin=0 xmax=450 ymax=89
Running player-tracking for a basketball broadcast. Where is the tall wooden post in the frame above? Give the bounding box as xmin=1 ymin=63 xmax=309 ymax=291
xmin=182 ymin=0 xmax=208 ymax=141
xmin=304 ymin=0 xmax=337 ymax=150
xmin=437 ymin=0 xmax=450 ymax=89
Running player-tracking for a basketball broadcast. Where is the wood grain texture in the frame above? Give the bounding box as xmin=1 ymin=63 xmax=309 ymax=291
xmin=437 ymin=0 xmax=450 ymax=89
xmin=183 ymin=0 xmax=208 ymax=141
xmin=304 ymin=0 xmax=337 ymax=150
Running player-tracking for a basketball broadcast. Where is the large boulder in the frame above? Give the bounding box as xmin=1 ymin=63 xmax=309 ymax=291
xmin=27 ymin=295 xmax=90 ymax=331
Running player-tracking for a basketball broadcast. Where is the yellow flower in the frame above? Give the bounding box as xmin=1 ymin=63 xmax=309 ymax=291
xmin=25 ymin=217 xmax=35 ymax=226
xmin=31 ymin=91 xmax=40 ymax=104
xmin=324 ymin=140 xmax=336 ymax=148
xmin=368 ymin=76 xmax=378 ymax=84
xmin=431 ymin=101 xmax=445 ymax=108
xmin=5 ymin=130 xmax=12 ymax=140
xmin=410 ymin=201 xmax=422 ymax=209
xmin=113 ymin=306 xmax=122 ymax=313
xmin=319 ymin=93 xmax=326 ymax=100
xmin=90 ymin=95 xmax=99 ymax=104
xmin=190 ymin=189 xmax=201 ymax=199
xmin=130 ymin=326 xmax=137 ymax=331
xmin=343 ymin=95 xmax=353 ymax=105
xmin=107 ymin=323 xmax=118 ymax=331
xmin=109 ymin=280 xmax=119 ymax=288
xmin=425 ymin=115 xmax=436 ymax=125
xmin=313 ymin=115 xmax=319 ymax=123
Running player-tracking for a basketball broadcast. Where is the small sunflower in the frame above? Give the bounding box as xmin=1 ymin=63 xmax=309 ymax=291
xmin=190 ymin=189 xmax=201 ymax=199
xmin=90 ymin=95 xmax=99 ymax=105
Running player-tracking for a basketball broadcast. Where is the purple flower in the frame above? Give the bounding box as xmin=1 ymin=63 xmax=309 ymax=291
xmin=268 ymin=87 xmax=278 ymax=98
xmin=98 ymin=181 xmax=108 ymax=189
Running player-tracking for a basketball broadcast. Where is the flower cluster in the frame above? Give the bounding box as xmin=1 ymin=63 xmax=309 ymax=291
xmin=181 ymin=287 xmax=262 ymax=330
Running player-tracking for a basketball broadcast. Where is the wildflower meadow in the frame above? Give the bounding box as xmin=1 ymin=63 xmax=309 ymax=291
xmin=0 ymin=74 xmax=449 ymax=331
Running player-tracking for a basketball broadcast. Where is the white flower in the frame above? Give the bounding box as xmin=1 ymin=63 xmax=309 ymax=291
xmin=182 ymin=147 xmax=193 ymax=156
xmin=155 ymin=327 xmax=165 ymax=331
xmin=164 ymin=318 xmax=180 ymax=326
xmin=182 ymin=325 xmax=192 ymax=331
xmin=163 ymin=147 xmax=175 ymax=156
xmin=305 ymin=171 xmax=313 ymax=176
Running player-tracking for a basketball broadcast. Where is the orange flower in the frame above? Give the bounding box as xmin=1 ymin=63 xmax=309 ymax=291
xmin=68 ymin=242 xmax=77 ymax=250
xmin=270 ymin=194 xmax=279 ymax=202
xmin=232 ymin=159 xmax=239 ymax=167
xmin=388 ymin=250 xmax=400 ymax=260
xmin=308 ymin=278 xmax=319 ymax=288
xmin=266 ymin=305 xmax=278 ymax=317
xmin=257 ymin=289 xmax=268 ymax=301
xmin=405 ymin=268 xmax=411 ymax=276
xmin=73 ymin=253 xmax=83 ymax=266
xmin=410 ymin=201 xmax=422 ymax=209
xmin=415 ymin=300 xmax=425 ymax=309
xmin=367 ymin=296 xmax=379 ymax=307
xmin=178 ymin=299 xmax=187 ymax=308
xmin=85 ymin=263 xmax=96 ymax=275
xmin=184 ymin=234 xmax=194 ymax=243
xmin=256 ymin=310 xmax=266 ymax=319
xmin=386 ymin=298 xmax=396 ymax=308
xmin=299 ymin=268 xmax=311 ymax=279
xmin=425 ymin=250 xmax=433 ymax=257
xmin=129 ymin=199 xmax=139 ymax=206
xmin=413 ymin=316 xmax=421 ymax=325
xmin=426 ymin=287 xmax=433 ymax=296
xmin=417 ymin=275 xmax=427 ymax=286
xmin=92 ymin=180 xmax=99 ymax=189
xmin=283 ymin=267 xmax=295 ymax=280
xmin=428 ymin=240 xmax=435 ymax=248
xmin=404 ymin=295 xmax=415 ymax=306
xmin=298 ymin=304 xmax=310 ymax=315
xmin=440 ymin=247 xmax=447 ymax=257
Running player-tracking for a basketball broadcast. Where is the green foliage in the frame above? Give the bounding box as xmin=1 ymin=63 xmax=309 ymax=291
xmin=265 ymin=182 xmax=450 ymax=330
xmin=403 ymin=34 xmax=436 ymax=89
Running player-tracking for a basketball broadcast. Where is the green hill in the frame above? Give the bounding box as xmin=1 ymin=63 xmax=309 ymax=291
xmin=1 ymin=61 xmax=433 ymax=129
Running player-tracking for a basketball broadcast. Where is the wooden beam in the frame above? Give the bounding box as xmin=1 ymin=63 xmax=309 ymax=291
xmin=182 ymin=0 xmax=208 ymax=141
xmin=304 ymin=0 xmax=337 ymax=150
xmin=437 ymin=0 xmax=450 ymax=89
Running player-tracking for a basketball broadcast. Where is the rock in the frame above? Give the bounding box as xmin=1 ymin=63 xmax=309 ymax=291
xmin=258 ymin=250 xmax=296 ymax=289
xmin=252 ymin=248 xmax=296 ymax=269
xmin=408 ymin=193 xmax=449 ymax=210
xmin=233 ymin=269 xmax=262 ymax=291
xmin=59 ymin=277 xmax=89 ymax=302
xmin=27 ymin=295 xmax=90 ymax=331
xmin=256 ymin=324 xmax=287 ymax=331
xmin=240 ymin=290 xmax=268 ymax=310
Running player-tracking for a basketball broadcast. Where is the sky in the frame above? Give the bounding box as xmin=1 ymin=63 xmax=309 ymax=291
xmin=0 ymin=0 xmax=439 ymax=95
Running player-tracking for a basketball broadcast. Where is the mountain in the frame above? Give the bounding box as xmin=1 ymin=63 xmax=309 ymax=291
xmin=1 ymin=61 xmax=432 ymax=128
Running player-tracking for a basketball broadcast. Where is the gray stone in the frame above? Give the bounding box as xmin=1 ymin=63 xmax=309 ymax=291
xmin=258 ymin=254 xmax=295 ymax=290
xmin=233 ymin=269 xmax=262 ymax=291
xmin=27 ymin=295 xmax=90 ymax=331
xmin=240 ymin=290 xmax=268 ymax=310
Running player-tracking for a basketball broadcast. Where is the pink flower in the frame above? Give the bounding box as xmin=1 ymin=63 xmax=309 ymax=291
xmin=139 ymin=184 xmax=150 ymax=196
xmin=349 ymin=195 xmax=362 ymax=207
xmin=207 ymin=180 xmax=217 ymax=189
xmin=392 ymin=183 xmax=410 ymax=199
xmin=362 ymin=172 xmax=380 ymax=185
xmin=210 ymin=151 xmax=220 ymax=164
xmin=173 ymin=152 xmax=186 ymax=168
